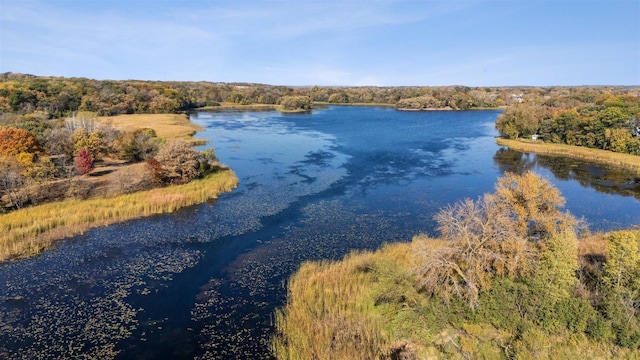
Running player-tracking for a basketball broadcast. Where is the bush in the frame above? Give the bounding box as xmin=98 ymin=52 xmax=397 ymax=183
xmin=556 ymin=297 xmax=594 ymax=333
xmin=153 ymin=140 xmax=200 ymax=183
xmin=585 ymin=316 xmax=614 ymax=343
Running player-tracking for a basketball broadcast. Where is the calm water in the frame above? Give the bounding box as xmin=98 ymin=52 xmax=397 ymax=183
xmin=1 ymin=107 xmax=638 ymax=359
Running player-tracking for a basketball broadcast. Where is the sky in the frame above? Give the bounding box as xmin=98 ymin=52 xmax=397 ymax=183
xmin=1 ymin=0 xmax=639 ymax=86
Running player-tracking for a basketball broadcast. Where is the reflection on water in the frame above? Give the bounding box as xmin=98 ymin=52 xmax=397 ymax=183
xmin=494 ymin=148 xmax=640 ymax=200
xmin=0 ymin=107 xmax=638 ymax=359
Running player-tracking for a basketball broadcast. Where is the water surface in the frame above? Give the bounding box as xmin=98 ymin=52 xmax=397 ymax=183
xmin=1 ymin=107 xmax=638 ymax=359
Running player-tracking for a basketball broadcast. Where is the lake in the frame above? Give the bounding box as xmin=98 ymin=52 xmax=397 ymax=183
xmin=1 ymin=106 xmax=638 ymax=359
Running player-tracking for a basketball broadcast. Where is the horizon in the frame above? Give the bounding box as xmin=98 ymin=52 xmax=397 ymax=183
xmin=1 ymin=0 xmax=639 ymax=87
xmin=3 ymin=71 xmax=639 ymax=88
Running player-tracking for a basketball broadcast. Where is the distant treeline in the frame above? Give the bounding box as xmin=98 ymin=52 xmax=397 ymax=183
xmin=3 ymin=72 xmax=638 ymax=118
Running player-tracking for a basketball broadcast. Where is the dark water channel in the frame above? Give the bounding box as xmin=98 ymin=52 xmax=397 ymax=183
xmin=1 ymin=107 xmax=639 ymax=359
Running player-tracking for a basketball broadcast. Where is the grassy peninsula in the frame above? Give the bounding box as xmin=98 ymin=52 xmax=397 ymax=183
xmin=0 ymin=170 xmax=237 ymax=261
xmin=273 ymin=172 xmax=640 ymax=359
xmin=103 ymin=113 xmax=207 ymax=145
xmin=497 ymin=138 xmax=640 ymax=175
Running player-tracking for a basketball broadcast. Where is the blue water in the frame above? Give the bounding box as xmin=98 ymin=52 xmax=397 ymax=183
xmin=0 ymin=107 xmax=638 ymax=359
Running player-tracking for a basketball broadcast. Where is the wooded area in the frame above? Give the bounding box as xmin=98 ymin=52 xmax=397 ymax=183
xmin=495 ymin=93 xmax=640 ymax=155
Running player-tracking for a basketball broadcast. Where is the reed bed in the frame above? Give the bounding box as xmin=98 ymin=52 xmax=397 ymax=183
xmin=0 ymin=170 xmax=238 ymax=261
xmin=272 ymin=243 xmax=419 ymax=360
xmin=497 ymin=138 xmax=640 ymax=175
xmin=272 ymin=234 xmax=638 ymax=359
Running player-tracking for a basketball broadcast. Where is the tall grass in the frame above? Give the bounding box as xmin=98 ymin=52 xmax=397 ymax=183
xmin=272 ymin=242 xmax=424 ymax=360
xmin=273 ymin=235 xmax=639 ymax=359
xmin=497 ymin=138 xmax=640 ymax=175
xmin=272 ymin=253 xmax=390 ymax=360
xmin=0 ymin=170 xmax=238 ymax=261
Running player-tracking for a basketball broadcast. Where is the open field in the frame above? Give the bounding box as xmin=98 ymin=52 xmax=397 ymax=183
xmin=101 ymin=113 xmax=207 ymax=145
xmin=198 ymin=102 xmax=278 ymax=112
xmin=0 ymin=170 xmax=238 ymax=262
xmin=497 ymin=138 xmax=640 ymax=175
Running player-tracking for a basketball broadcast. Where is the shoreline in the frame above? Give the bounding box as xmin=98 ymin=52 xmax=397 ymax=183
xmin=0 ymin=113 xmax=240 ymax=262
xmin=0 ymin=170 xmax=239 ymax=262
xmin=496 ymin=138 xmax=640 ymax=175
xmin=196 ymin=103 xmax=278 ymax=112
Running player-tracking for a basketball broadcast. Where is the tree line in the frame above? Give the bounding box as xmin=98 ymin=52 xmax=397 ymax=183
xmin=496 ymin=92 xmax=640 ymax=155
xmin=4 ymin=72 xmax=636 ymax=118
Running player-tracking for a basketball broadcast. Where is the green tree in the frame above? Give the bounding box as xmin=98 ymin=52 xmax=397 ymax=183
xmin=601 ymin=231 xmax=640 ymax=347
xmin=603 ymin=231 xmax=639 ymax=293
xmin=279 ymin=96 xmax=312 ymax=111
xmin=532 ymin=230 xmax=579 ymax=304
xmin=495 ymin=104 xmax=546 ymax=139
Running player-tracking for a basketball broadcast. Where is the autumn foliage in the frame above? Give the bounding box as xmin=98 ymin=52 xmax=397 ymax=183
xmin=0 ymin=128 xmax=41 ymax=156
xmin=74 ymin=148 xmax=93 ymax=175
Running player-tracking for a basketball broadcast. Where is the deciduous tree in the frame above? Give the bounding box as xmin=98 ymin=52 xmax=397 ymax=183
xmin=0 ymin=128 xmax=41 ymax=156
xmin=74 ymin=148 xmax=93 ymax=175
xmin=153 ymin=140 xmax=201 ymax=184
xmin=486 ymin=171 xmax=575 ymax=241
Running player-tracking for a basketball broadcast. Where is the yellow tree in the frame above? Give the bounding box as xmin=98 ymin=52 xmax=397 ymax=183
xmin=486 ymin=171 xmax=575 ymax=242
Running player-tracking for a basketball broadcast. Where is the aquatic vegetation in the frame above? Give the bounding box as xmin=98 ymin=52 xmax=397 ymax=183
xmin=1 ymin=108 xmax=638 ymax=359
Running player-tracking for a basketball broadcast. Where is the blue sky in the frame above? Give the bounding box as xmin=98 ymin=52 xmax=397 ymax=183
xmin=1 ymin=0 xmax=638 ymax=86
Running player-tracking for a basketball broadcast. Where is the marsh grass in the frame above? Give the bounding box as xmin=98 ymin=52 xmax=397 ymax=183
xmin=272 ymin=242 xmax=433 ymax=360
xmin=273 ymin=234 xmax=639 ymax=359
xmin=101 ymin=113 xmax=207 ymax=145
xmin=0 ymin=170 xmax=238 ymax=261
xmin=496 ymin=138 xmax=640 ymax=175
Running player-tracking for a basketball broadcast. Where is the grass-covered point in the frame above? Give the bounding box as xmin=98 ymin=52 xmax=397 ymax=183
xmin=0 ymin=112 xmax=239 ymax=261
xmin=272 ymin=172 xmax=640 ymax=359
xmin=0 ymin=169 xmax=237 ymax=261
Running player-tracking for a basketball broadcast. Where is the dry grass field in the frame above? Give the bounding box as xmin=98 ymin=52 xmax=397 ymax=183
xmin=101 ymin=113 xmax=207 ymax=145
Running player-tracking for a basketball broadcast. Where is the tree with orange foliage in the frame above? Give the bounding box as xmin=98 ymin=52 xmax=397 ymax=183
xmin=0 ymin=128 xmax=42 ymax=156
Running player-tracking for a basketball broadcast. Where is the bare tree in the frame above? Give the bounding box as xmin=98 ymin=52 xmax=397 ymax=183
xmin=413 ymin=172 xmax=574 ymax=308
xmin=414 ymin=196 xmax=536 ymax=308
xmin=153 ymin=140 xmax=201 ymax=184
